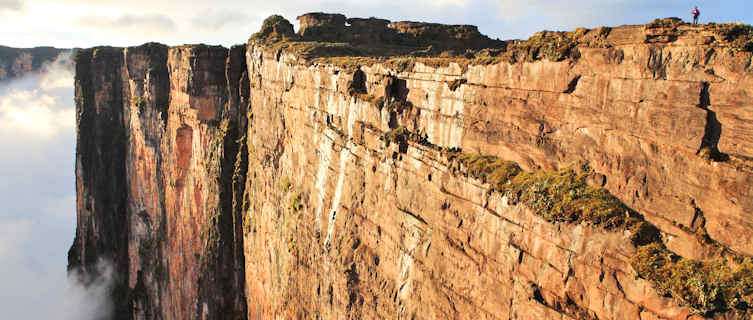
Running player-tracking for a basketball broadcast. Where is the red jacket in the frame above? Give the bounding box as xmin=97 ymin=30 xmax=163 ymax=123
xmin=692 ymin=8 xmax=700 ymax=16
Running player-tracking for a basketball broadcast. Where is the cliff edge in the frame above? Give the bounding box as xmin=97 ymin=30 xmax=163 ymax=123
xmin=69 ymin=14 xmax=753 ymax=319
xmin=0 ymin=45 xmax=66 ymax=81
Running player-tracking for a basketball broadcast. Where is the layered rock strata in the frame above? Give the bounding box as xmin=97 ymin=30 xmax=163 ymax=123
xmin=70 ymin=14 xmax=753 ymax=319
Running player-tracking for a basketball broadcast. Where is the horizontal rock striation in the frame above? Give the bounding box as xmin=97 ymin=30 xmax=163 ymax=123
xmin=71 ymin=13 xmax=753 ymax=319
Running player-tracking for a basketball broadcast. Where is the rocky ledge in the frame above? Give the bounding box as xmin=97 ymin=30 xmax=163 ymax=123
xmin=70 ymin=13 xmax=753 ymax=319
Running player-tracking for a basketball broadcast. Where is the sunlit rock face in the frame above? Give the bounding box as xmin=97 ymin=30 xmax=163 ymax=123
xmin=0 ymin=46 xmax=65 ymax=81
xmin=70 ymin=14 xmax=753 ymax=320
xmin=69 ymin=44 xmax=248 ymax=320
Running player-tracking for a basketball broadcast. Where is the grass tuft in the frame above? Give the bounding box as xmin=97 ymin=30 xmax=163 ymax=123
xmin=447 ymin=150 xmax=632 ymax=229
xmin=281 ymin=177 xmax=292 ymax=194
xmin=632 ymin=245 xmax=753 ymax=315
xmin=505 ymin=168 xmax=632 ymax=228
xmin=381 ymin=125 xmax=753 ymax=315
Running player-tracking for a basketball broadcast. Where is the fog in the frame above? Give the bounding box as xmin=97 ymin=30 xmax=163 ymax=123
xmin=0 ymin=52 xmax=114 ymax=320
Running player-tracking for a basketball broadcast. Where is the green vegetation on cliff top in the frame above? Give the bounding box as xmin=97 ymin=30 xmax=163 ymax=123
xmin=633 ymin=244 xmax=753 ymax=314
xmin=380 ymin=125 xmax=753 ymax=316
xmin=446 ymin=150 xmax=644 ymax=233
xmin=251 ymin=14 xmax=753 ymax=73
xmin=460 ymin=147 xmax=753 ymax=315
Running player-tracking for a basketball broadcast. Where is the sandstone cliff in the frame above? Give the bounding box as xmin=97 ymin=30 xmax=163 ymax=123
xmin=0 ymin=45 xmax=65 ymax=80
xmin=69 ymin=15 xmax=753 ymax=319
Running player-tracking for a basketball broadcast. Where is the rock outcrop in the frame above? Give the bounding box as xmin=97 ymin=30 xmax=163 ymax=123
xmin=295 ymin=12 xmax=503 ymax=52
xmin=69 ymin=43 xmax=248 ymax=320
xmin=0 ymin=45 xmax=65 ymax=81
xmin=70 ymin=14 xmax=753 ymax=319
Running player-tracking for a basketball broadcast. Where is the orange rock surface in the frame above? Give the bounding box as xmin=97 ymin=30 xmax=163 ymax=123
xmin=69 ymin=14 xmax=753 ymax=319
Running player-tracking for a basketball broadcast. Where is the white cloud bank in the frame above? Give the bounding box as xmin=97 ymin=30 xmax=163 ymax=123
xmin=0 ymin=90 xmax=75 ymax=138
xmin=75 ymin=13 xmax=177 ymax=37
xmin=0 ymin=52 xmax=75 ymax=139
xmin=0 ymin=0 xmax=22 ymax=11
xmin=0 ymin=53 xmax=114 ymax=320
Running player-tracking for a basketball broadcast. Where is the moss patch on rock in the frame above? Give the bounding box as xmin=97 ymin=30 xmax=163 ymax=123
xmin=450 ymin=150 xmax=753 ymax=315
xmin=506 ymin=168 xmax=633 ymax=228
xmin=381 ymin=125 xmax=751 ymax=315
xmin=632 ymin=244 xmax=753 ymax=315
xmin=450 ymin=152 xmax=521 ymax=189
xmin=289 ymin=192 xmax=303 ymax=212
xmin=446 ymin=151 xmax=636 ymax=230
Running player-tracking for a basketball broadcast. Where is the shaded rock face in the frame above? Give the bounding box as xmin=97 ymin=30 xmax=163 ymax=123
xmin=0 ymin=45 xmax=65 ymax=80
xmin=252 ymin=15 xmax=297 ymax=42
xmin=69 ymin=43 xmax=248 ymax=320
xmin=71 ymin=14 xmax=753 ymax=320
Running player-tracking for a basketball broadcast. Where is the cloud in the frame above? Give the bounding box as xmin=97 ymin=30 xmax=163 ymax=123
xmin=40 ymin=51 xmax=74 ymax=90
xmin=76 ymin=13 xmax=176 ymax=33
xmin=430 ymin=0 xmax=471 ymax=6
xmin=0 ymin=90 xmax=74 ymax=138
xmin=493 ymin=0 xmax=697 ymax=33
xmin=191 ymin=10 xmax=249 ymax=31
xmin=0 ymin=52 xmax=113 ymax=320
xmin=0 ymin=52 xmax=74 ymax=139
xmin=0 ymin=216 xmax=114 ymax=320
xmin=0 ymin=0 xmax=22 ymax=11
xmin=62 ymin=261 xmax=115 ymax=320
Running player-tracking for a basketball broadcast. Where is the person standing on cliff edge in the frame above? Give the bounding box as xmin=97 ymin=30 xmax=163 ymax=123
xmin=692 ymin=6 xmax=700 ymax=24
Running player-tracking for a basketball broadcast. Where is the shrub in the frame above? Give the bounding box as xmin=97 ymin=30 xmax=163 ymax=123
xmin=381 ymin=126 xmax=411 ymax=147
xmin=281 ymin=177 xmax=292 ymax=193
xmin=383 ymin=126 xmax=753 ymax=315
xmin=289 ymin=192 xmax=303 ymax=212
xmin=453 ymin=152 xmax=521 ymax=188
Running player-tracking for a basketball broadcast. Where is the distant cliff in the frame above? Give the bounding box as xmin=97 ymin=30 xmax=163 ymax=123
xmin=69 ymin=14 xmax=753 ymax=319
xmin=0 ymin=45 xmax=65 ymax=80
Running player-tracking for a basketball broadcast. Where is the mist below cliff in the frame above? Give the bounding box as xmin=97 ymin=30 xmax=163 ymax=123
xmin=0 ymin=52 xmax=113 ymax=320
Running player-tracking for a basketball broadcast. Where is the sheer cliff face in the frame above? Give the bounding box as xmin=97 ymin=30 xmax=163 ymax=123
xmin=71 ymin=15 xmax=753 ymax=320
xmin=69 ymin=44 xmax=248 ymax=319
xmin=0 ymin=46 xmax=64 ymax=80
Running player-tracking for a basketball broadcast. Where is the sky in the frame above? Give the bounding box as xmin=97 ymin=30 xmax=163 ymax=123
xmin=0 ymin=0 xmax=751 ymax=48
xmin=0 ymin=1 xmax=750 ymax=319
xmin=0 ymin=53 xmax=113 ymax=319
